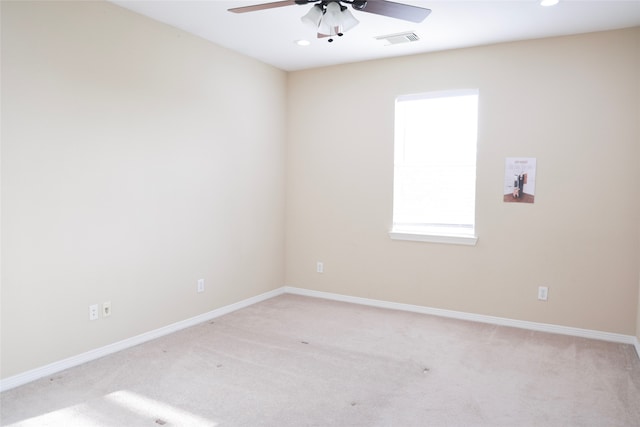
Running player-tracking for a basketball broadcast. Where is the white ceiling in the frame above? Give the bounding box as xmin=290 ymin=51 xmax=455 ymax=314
xmin=110 ymin=0 xmax=640 ymax=71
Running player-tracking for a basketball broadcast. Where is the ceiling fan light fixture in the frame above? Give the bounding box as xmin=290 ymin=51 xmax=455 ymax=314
xmin=317 ymin=22 xmax=339 ymax=37
xmin=312 ymin=1 xmax=360 ymax=40
xmin=338 ymin=8 xmax=359 ymax=32
xmin=301 ymin=4 xmax=323 ymax=29
xmin=321 ymin=2 xmax=344 ymax=29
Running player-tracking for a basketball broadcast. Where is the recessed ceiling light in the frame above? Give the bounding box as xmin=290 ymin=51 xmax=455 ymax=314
xmin=540 ymin=0 xmax=559 ymax=6
xmin=295 ymin=39 xmax=311 ymax=46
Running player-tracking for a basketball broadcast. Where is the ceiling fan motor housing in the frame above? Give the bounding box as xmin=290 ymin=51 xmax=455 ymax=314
xmin=352 ymin=1 xmax=367 ymax=10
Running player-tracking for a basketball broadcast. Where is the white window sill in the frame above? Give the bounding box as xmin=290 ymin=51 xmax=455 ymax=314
xmin=389 ymin=231 xmax=478 ymax=246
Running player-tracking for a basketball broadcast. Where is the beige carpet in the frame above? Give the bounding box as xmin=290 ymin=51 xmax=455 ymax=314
xmin=2 ymin=294 xmax=639 ymax=426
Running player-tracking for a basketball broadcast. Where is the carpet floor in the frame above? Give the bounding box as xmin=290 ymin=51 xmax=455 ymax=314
xmin=1 ymin=294 xmax=640 ymax=426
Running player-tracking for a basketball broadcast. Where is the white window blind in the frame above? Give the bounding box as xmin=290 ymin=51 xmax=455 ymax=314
xmin=392 ymin=90 xmax=479 ymax=244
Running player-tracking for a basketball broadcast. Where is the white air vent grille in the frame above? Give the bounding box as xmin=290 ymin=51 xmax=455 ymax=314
xmin=375 ymin=32 xmax=420 ymax=45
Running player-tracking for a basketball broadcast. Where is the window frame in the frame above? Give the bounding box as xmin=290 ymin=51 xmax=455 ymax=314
xmin=390 ymin=89 xmax=479 ymax=246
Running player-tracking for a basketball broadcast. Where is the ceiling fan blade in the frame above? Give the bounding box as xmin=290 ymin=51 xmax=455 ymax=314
xmin=358 ymin=1 xmax=431 ymax=23
xmin=228 ymin=0 xmax=297 ymax=14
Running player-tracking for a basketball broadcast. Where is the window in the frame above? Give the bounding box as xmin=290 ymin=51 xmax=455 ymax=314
xmin=391 ymin=90 xmax=479 ymax=245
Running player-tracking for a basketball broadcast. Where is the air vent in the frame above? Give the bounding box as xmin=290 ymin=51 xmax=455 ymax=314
xmin=375 ymin=31 xmax=420 ymax=46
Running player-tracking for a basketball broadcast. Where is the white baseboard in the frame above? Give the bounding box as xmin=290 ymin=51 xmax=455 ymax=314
xmin=283 ymin=286 xmax=638 ymax=347
xmin=2 ymin=285 xmax=637 ymax=393
xmin=0 ymin=287 xmax=286 ymax=393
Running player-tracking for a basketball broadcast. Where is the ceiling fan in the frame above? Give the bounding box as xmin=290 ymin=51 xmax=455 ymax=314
xmin=228 ymin=0 xmax=431 ymax=42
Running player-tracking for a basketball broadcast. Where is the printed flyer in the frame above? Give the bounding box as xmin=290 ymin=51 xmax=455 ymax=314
xmin=504 ymin=158 xmax=536 ymax=203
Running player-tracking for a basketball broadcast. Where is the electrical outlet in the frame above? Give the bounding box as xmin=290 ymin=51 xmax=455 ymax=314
xmin=89 ymin=304 xmax=99 ymax=320
xmin=197 ymin=279 xmax=205 ymax=293
xmin=102 ymin=301 xmax=111 ymax=317
xmin=538 ymin=286 xmax=549 ymax=301
xmin=317 ymin=262 xmax=324 ymax=273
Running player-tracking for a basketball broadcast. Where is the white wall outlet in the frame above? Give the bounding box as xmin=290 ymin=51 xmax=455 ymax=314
xmin=538 ymin=286 xmax=549 ymax=301
xmin=89 ymin=304 xmax=99 ymax=320
xmin=197 ymin=278 xmax=205 ymax=293
xmin=316 ymin=262 xmax=324 ymax=273
xmin=102 ymin=301 xmax=112 ymax=317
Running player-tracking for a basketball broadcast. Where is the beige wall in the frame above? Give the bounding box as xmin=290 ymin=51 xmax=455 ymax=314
xmin=286 ymin=28 xmax=640 ymax=336
xmin=1 ymin=1 xmax=286 ymax=378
